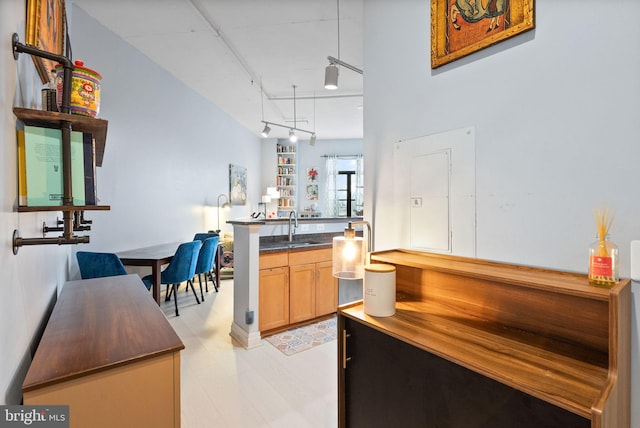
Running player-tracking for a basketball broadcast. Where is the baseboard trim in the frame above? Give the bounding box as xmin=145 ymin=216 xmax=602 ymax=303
xmin=230 ymin=322 xmax=262 ymax=349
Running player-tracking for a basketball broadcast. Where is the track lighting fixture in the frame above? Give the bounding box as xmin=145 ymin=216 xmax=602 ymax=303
xmin=261 ymin=121 xmax=314 ymax=140
xmin=310 ymin=134 xmax=317 ymax=146
xmin=259 ymin=84 xmax=315 ymax=142
xmin=324 ymin=0 xmax=362 ymax=90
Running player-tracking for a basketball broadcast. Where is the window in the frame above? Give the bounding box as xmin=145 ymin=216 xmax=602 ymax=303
xmin=324 ymin=155 xmax=363 ymax=217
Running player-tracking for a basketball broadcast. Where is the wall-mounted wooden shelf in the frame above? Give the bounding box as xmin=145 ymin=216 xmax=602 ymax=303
xmin=13 ymin=107 xmax=108 ymax=167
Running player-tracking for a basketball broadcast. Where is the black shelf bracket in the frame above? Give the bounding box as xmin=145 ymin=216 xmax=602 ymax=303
xmin=43 ymin=212 xmax=92 ymax=236
xmin=13 ymin=229 xmax=90 ymax=255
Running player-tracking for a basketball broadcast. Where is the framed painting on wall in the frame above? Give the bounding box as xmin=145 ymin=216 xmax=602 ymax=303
xmin=229 ymin=164 xmax=247 ymax=206
xmin=306 ymin=184 xmax=318 ymax=201
xmin=26 ymin=0 xmax=67 ymax=83
xmin=431 ymin=0 xmax=534 ymax=68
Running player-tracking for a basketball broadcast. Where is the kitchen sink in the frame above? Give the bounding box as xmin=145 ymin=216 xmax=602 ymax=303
xmin=287 ymin=240 xmax=324 ymax=248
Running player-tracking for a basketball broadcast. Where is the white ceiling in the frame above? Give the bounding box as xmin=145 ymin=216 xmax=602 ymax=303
xmin=73 ymin=0 xmax=364 ymax=140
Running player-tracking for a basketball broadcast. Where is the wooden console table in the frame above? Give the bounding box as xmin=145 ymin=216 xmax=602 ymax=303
xmin=338 ymin=250 xmax=630 ymax=428
xmin=23 ymin=274 xmax=184 ymax=428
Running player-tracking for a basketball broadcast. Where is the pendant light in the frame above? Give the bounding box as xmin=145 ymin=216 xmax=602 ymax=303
xmin=324 ymin=0 xmax=362 ymax=90
xmin=259 ymin=79 xmax=271 ymax=137
xmin=288 ymin=129 xmax=298 ymax=143
xmin=324 ymin=63 xmax=339 ymax=90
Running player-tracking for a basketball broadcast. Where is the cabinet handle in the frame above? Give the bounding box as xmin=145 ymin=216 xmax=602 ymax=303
xmin=342 ymin=330 xmax=351 ymax=369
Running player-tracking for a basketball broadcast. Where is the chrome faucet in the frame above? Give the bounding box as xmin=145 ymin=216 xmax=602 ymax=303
xmin=288 ymin=210 xmax=298 ymax=241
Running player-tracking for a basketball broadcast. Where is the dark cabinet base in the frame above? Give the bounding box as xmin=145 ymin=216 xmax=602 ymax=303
xmin=342 ymin=317 xmax=589 ymax=428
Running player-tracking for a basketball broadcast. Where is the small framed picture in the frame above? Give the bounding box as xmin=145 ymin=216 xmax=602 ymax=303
xmin=306 ymin=185 xmax=318 ymax=201
xmin=307 ymin=167 xmax=318 ymax=183
xmin=229 ymin=164 xmax=247 ymax=205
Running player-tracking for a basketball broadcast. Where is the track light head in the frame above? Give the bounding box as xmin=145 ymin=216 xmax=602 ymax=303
xmin=261 ymin=124 xmax=271 ymax=138
xmin=309 ymin=134 xmax=316 ymax=146
xmin=324 ymin=63 xmax=339 ymax=90
xmin=289 ymin=129 xmax=298 ymax=143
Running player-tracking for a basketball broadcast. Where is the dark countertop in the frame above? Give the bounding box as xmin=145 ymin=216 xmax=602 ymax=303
xmin=229 ymin=216 xmax=363 ymax=226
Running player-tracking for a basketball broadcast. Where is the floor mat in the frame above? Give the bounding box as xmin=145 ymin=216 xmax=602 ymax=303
xmin=265 ymin=316 xmax=337 ymax=356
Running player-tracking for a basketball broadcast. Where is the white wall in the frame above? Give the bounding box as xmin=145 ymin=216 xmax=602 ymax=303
xmin=0 ymin=2 xmax=260 ymax=404
xmin=69 ymin=6 xmax=261 ymax=250
xmin=364 ymin=0 xmax=640 ymax=424
xmin=0 ymin=0 xmax=70 ymax=405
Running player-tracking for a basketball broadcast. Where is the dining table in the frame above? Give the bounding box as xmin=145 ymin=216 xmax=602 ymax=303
xmin=117 ymin=242 xmax=181 ymax=305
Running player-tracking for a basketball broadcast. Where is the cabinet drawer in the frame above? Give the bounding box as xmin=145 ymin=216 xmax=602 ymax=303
xmin=260 ymin=252 xmax=289 ymax=269
xmin=289 ymin=248 xmax=332 ymax=265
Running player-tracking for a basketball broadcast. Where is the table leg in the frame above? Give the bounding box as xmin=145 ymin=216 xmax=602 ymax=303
xmin=215 ymin=245 xmax=222 ymax=287
xmin=152 ymin=260 xmax=162 ymax=305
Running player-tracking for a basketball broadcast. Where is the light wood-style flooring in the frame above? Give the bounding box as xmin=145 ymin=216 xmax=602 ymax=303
xmin=162 ymin=278 xmax=338 ymax=428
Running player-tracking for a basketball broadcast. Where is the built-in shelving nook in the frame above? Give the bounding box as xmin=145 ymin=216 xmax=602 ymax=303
xmin=11 ymin=33 xmax=110 ymax=254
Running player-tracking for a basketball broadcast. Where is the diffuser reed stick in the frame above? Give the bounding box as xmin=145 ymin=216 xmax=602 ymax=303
xmin=594 ymin=208 xmax=614 ymax=256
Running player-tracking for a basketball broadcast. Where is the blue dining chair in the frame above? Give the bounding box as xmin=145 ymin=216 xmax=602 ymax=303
xmin=193 ymin=236 xmax=220 ymax=300
xmin=77 ymin=251 xmax=128 ymax=279
xmin=193 ymin=232 xmax=219 ymax=241
xmin=141 ymin=240 xmax=202 ymax=317
xmin=193 ymin=232 xmax=221 ymax=292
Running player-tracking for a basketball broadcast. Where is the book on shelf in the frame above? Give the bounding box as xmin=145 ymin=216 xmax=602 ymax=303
xmin=83 ymin=133 xmax=97 ymax=205
xmin=17 ymin=127 xmax=27 ymax=206
xmin=70 ymin=130 xmax=86 ymax=205
xmin=20 ymin=125 xmax=96 ymax=207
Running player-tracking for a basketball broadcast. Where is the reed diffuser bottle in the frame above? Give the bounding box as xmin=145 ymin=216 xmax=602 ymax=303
xmin=588 ymin=208 xmax=619 ymax=286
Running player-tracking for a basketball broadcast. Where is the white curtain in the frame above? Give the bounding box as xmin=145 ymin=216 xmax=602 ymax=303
xmin=324 ymin=155 xmax=338 ymax=217
xmin=355 ymin=155 xmax=364 ymax=215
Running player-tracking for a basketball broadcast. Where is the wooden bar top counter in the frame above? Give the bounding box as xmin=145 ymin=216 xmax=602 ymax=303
xmin=338 ymin=250 xmax=630 ymax=428
xmin=23 ymin=274 xmax=184 ymax=428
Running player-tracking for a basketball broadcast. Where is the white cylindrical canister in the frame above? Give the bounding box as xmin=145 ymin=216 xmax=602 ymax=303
xmin=363 ymin=263 xmax=396 ymax=317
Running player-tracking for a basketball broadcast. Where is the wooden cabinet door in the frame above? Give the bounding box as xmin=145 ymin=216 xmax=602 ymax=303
xmin=315 ymin=260 xmax=337 ymax=317
xmin=259 ymin=267 xmax=289 ymax=331
xmin=289 ymin=263 xmax=316 ymax=323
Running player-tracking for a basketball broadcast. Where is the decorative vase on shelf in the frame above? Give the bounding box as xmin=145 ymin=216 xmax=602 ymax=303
xmin=56 ymin=60 xmax=102 ymax=118
xmin=588 ymin=208 xmax=619 ymax=286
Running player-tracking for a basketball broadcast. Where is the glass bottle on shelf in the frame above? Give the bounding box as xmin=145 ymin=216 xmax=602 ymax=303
xmin=588 ymin=233 xmax=619 ymax=286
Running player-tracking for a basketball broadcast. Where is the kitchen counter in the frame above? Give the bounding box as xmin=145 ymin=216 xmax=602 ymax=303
xmin=229 ymin=217 xmax=363 ymax=349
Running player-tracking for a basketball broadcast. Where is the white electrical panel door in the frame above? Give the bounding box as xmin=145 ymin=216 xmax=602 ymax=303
xmin=410 ymin=150 xmax=450 ymax=251
xmin=394 ymin=126 xmax=475 ymax=257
